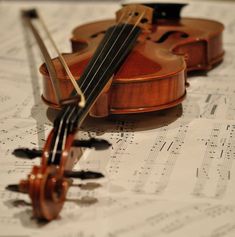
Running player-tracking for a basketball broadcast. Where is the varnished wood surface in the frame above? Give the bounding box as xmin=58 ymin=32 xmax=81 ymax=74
xmin=40 ymin=16 xmax=223 ymax=116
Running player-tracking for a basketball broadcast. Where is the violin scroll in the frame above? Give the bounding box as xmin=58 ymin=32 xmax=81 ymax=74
xmin=7 ymin=130 xmax=109 ymax=220
xmin=20 ymin=165 xmax=70 ymax=220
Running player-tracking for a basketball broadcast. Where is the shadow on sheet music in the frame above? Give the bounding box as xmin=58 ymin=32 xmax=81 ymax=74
xmin=81 ymin=104 xmax=184 ymax=134
xmin=46 ymin=104 xmax=184 ymax=135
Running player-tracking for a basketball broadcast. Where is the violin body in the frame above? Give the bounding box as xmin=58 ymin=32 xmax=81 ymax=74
xmin=40 ymin=39 xmax=187 ymax=116
xmin=40 ymin=3 xmax=224 ymax=117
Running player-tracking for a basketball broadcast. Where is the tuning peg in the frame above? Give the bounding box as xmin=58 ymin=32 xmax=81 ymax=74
xmin=6 ymin=184 xmax=20 ymax=193
xmin=64 ymin=170 xmax=104 ymax=180
xmin=12 ymin=148 xmax=42 ymax=159
xmin=72 ymin=138 xmax=111 ymax=150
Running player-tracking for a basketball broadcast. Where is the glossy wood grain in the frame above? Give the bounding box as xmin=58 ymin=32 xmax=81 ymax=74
xmin=40 ymin=16 xmax=223 ymax=117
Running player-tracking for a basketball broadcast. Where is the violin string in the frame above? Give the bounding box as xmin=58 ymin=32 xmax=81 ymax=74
xmin=50 ymin=104 xmax=79 ymax=164
xmin=79 ymin=10 xmax=129 ymax=89
xmin=59 ymin=106 xmax=77 ymax=156
xmin=50 ymin=106 xmax=71 ymax=163
xmin=80 ymin=13 xmax=133 ymax=93
xmin=83 ymin=21 xmax=129 ymax=94
xmin=82 ymin=10 xmax=146 ymax=97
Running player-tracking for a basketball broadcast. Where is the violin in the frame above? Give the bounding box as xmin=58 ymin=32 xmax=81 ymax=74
xmin=40 ymin=3 xmax=224 ymax=117
xmin=6 ymin=3 xmax=224 ymax=221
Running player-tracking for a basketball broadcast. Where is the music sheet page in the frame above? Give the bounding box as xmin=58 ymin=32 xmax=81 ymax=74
xmin=0 ymin=1 xmax=235 ymax=236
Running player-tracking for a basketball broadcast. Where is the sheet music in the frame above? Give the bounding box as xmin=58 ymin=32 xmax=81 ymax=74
xmin=0 ymin=1 xmax=235 ymax=237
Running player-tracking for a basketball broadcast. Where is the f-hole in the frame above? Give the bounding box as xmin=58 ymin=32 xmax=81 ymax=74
xmin=156 ymin=31 xmax=189 ymax=43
